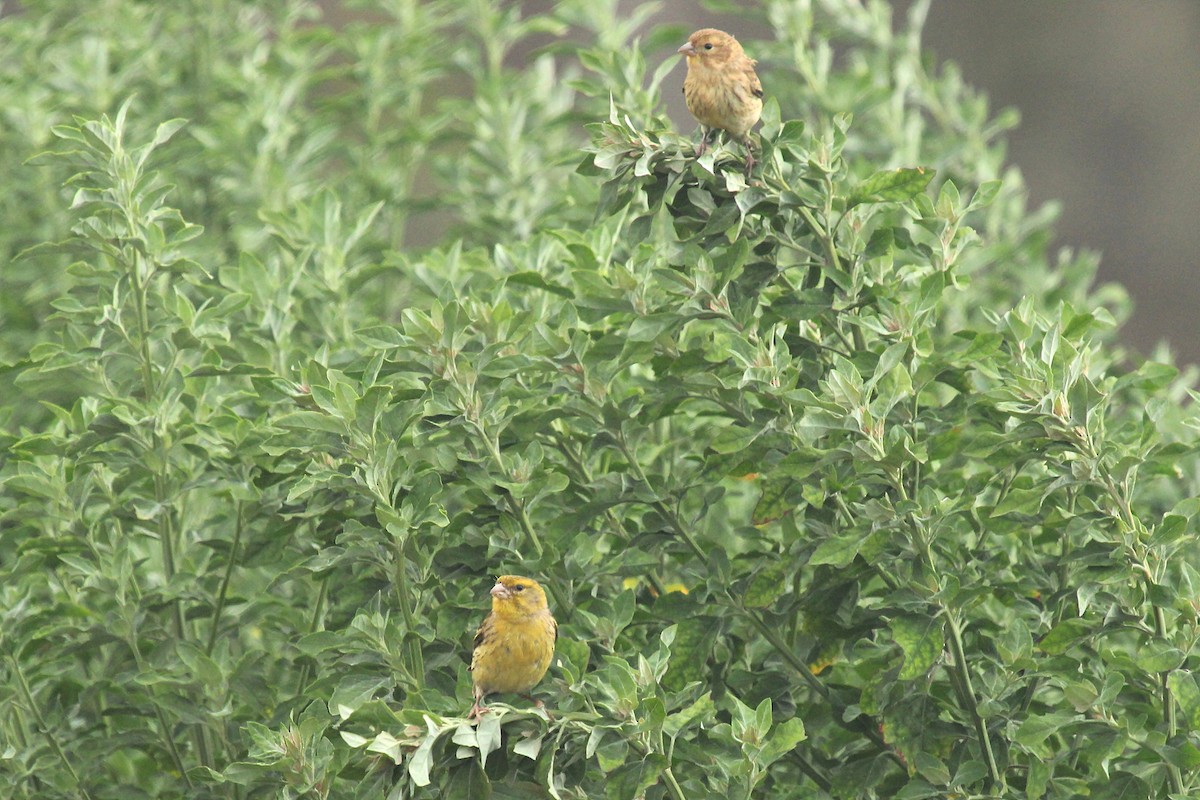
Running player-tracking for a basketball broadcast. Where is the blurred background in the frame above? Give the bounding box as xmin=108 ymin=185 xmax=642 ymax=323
xmin=655 ymin=1 xmax=1200 ymax=366
xmin=20 ymin=0 xmax=1194 ymax=364
xmin=913 ymin=1 xmax=1200 ymax=367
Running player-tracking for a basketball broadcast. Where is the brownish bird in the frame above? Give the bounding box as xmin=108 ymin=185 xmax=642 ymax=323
xmin=469 ymin=575 xmax=557 ymax=720
xmin=679 ymin=28 xmax=764 ymax=174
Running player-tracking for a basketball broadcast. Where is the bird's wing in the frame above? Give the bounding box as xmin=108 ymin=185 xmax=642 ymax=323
xmin=471 ymin=614 xmax=495 ymax=670
xmin=747 ymin=65 xmax=764 ymax=99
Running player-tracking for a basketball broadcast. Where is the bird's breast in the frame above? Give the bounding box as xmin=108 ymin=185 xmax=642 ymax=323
xmin=684 ymin=67 xmax=763 ymax=139
xmin=472 ymin=612 xmax=556 ymax=694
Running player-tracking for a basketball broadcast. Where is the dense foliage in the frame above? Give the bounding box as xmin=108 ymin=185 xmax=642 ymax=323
xmin=3 ymin=0 xmax=1200 ymax=798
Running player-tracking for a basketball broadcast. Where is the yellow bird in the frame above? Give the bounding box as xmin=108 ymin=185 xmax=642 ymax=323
xmin=678 ymin=28 xmax=764 ymax=174
xmin=469 ymin=575 xmax=557 ymax=720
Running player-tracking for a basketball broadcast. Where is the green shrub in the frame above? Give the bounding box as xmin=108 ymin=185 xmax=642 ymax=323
xmin=3 ymin=1 xmax=1199 ymax=798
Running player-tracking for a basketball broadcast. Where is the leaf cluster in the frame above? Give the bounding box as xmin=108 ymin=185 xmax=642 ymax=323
xmin=3 ymin=1 xmax=1200 ymax=799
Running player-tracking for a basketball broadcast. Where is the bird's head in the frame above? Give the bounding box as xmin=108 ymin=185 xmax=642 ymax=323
xmin=678 ymin=28 xmax=743 ymax=68
xmin=490 ymin=575 xmax=550 ymax=618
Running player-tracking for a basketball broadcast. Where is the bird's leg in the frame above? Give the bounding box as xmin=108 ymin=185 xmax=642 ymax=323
xmin=469 ymin=687 xmax=490 ymax=721
xmin=695 ymin=126 xmax=713 ymax=157
xmin=741 ymin=137 xmax=757 ymax=178
xmin=521 ymin=694 xmax=554 ymax=720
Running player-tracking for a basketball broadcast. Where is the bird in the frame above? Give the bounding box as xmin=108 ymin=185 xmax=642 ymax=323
xmin=678 ymin=28 xmax=764 ymax=175
xmin=469 ymin=575 xmax=557 ymax=720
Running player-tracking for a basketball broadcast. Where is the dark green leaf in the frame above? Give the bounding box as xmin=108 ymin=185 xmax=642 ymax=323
xmin=891 ymin=616 xmax=944 ymax=680
xmin=847 ymin=167 xmax=936 ymax=208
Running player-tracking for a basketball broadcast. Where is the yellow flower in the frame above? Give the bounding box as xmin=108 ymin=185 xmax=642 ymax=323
xmin=469 ymin=575 xmax=557 ymax=720
xmin=679 ymin=28 xmax=764 ymax=174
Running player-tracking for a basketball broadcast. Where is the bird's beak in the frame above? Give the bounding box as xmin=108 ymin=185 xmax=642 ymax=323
xmin=490 ymin=582 xmax=510 ymax=600
xmin=677 ymin=41 xmax=696 ymax=56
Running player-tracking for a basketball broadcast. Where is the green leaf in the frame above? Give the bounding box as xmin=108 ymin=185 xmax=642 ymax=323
xmin=1089 ymin=772 xmax=1149 ymax=800
xmin=728 ymin=692 xmax=760 ymax=745
xmin=995 ymin=616 xmax=1033 ymax=666
xmin=1162 ymin=740 xmax=1200 ymax=770
xmin=891 ymin=616 xmax=944 ymax=680
xmin=476 ymin=713 xmax=502 ymax=769
xmin=365 ymin=731 xmax=403 ymax=763
xmin=594 ymin=737 xmax=629 ymax=773
xmin=611 ymin=588 xmax=636 ymax=634
xmin=847 ymin=167 xmax=936 ymax=208
xmin=1026 ymin=758 xmax=1051 ymax=800
xmin=1038 ymin=619 xmax=1094 ymax=655
xmin=556 ymin=637 xmax=591 ymax=685
xmin=809 ymin=529 xmax=872 ymax=567
xmin=935 ymin=179 xmax=960 ymax=217
xmin=357 ymin=325 xmax=406 ymax=348
xmin=760 ymin=717 xmax=806 ymax=765
xmin=1134 ymin=639 xmax=1184 ymax=673
xmin=743 ymin=559 xmax=793 ymax=608
xmin=409 ymin=718 xmax=441 ymax=786
xmin=663 ymin=615 xmax=717 ymax=692
xmin=605 ymin=756 xmax=667 ymax=800
xmin=950 ymin=760 xmax=989 ymax=787
xmin=914 ymin=752 xmax=950 ymax=786
xmin=967 ymin=180 xmax=1002 ymax=210
xmin=1149 ymin=513 xmax=1189 ymax=547
xmin=514 ymin=733 xmax=542 ymax=761
xmin=640 ymin=696 xmax=666 ymax=737
xmin=990 ymin=485 xmax=1049 ymax=517
xmin=776 ymin=119 xmax=806 ymax=145
xmin=664 ymin=692 xmax=714 ymax=739
xmin=506 ymin=271 xmax=574 ymax=299
xmin=1169 ymin=671 xmax=1200 ymax=732
xmin=444 ymin=759 xmax=492 ymax=798
xmin=754 ymin=696 xmax=773 ymax=739
xmin=1063 ymin=679 xmax=1098 ymax=712
xmin=330 ymin=675 xmax=391 ymax=720
xmin=1013 ymin=712 xmax=1078 ymax=747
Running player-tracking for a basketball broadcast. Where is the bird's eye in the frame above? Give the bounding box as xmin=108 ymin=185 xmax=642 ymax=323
xmin=703 ymin=43 xmax=713 ymax=50
xmin=513 ymin=585 xmax=526 ymax=592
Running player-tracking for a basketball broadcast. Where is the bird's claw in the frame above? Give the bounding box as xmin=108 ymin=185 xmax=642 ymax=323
xmin=522 ymin=695 xmax=554 ymax=720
